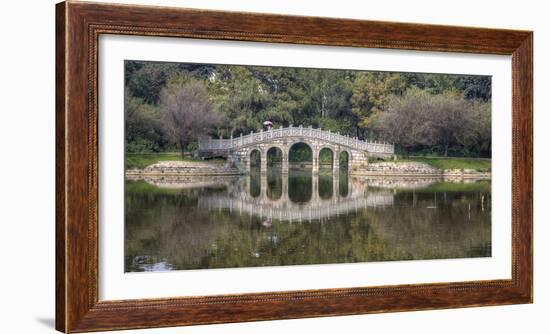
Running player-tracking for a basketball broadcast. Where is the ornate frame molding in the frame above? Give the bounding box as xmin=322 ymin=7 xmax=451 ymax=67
xmin=56 ymin=1 xmax=532 ymax=332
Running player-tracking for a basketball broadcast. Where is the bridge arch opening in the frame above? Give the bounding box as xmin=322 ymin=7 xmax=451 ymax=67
xmin=288 ymin=142 xmax=313 ymax=203
xmin=263 ymin=147 xmax=282 ymax=200
xmin=319 ymin=147 xmax=334 ymax=170
xmin=249 ymin=149 xmax=261 ymax=170
xmin=339 ymin=172 xmax=349 ymax=197
xmin=318 ymin=173 xmax=334 ymax=200
xmin=266 ymin=147 xmax=283 ymax=200
xmin=339 ymin=151 xmax=349 ymax=172
xmin=288 ymin=142 xmax=312 ymax=169
xmin=249 ymin=171 xmax=261 ymax=198
xmin=267 ymin=147 xmax=283 ymax=167
xmin=288 ymin=172 xmax=312 ymax=204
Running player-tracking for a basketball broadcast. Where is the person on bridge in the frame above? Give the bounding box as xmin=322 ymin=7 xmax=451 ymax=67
xmin=263 ymin=120 xmax=273 ymax=130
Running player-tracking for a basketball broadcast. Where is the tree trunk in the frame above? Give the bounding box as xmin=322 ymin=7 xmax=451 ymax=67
xmin=321 ymin=94 xmax=326 ymax=118
xmin=179 ymin=138 xmax=186 ymax=159
xmin=444 ymin=144 xmax=449 ymax=157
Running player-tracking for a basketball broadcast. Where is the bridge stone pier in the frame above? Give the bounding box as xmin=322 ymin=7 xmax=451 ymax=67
xmin=199 ymin=125 xmax=395 ymax=174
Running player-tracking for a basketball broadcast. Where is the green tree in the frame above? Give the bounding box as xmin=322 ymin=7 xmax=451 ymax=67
xmin=219 ymin=77 xmax=269 ymax=135
xmin=124 ymin=91 xmax=165 ymax=152
xmin=466 ymin=101 xmax=492 ymax=156
xmin=126 ymin=62 xmax=176 ymax=104
xmin=351 ymin=72 xmax=407 ymax=139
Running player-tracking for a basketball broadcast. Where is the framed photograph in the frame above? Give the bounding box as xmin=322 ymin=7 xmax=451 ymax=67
xmin=56 ymin=1 xmax=532 ymax=332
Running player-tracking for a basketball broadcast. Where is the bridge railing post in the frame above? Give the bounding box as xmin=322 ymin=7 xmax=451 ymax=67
xmin=333 ymin=149 xmax=340 ymax=171
xmin=282 ymin=149 xmax=289 ymax=175
xmin=311 ymin=171 xmax=319 ymax=201
xmin=260 ymin=149 xmax=267 ymax=173
xmin=312 ymin=147 xmax=319 ymax=175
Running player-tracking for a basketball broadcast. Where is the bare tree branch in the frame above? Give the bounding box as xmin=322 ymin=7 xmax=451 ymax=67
xmin=159 ymin=80 xmax=225 ymax=157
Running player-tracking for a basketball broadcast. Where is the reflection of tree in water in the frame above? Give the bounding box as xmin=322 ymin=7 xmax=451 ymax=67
xmin=249 ymin=170 xmax=261 ymax=197
xmin=288 ymin=170 xmax=312 ymax=203
xmin=125 ymin=179 xmax=491 ymax=271
xmin=124 ymin=184 xmax=228 ymax=271
xmin=318 ymin=172 xmax=333 ymax=200
xmin=353 ymin=186 xmax=491 ymax=262
xmin=266 ymin=169 xmax=282 ymax=200
xmin=339 ymin=170 xmax=349 ymax=197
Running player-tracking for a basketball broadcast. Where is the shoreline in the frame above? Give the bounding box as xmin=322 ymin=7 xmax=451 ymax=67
xmin=126 ymin=170 xmax=241 ymax=177
xmin=351 ymin=171 xmax=491 ymax=179
xmin=126 ymin=169 xmax=490 ymax=179
xmin=126 ymin=159 xmax=490 ymax=179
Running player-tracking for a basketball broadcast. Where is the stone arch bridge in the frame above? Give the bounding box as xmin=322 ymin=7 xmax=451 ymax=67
xmin=199 ymin=125 xmax=394 ymax=173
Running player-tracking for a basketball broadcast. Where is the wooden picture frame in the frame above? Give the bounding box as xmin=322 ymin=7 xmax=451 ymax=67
xmin=56 ymin=1 xmax=532 ymax=332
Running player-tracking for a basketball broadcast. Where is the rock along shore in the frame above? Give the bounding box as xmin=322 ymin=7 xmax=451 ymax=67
xmin=125 ymin=160 xmax=490 ymax=179
xmin=353 ymin=162 xmax=490 ymax=179
xmin=125 ymin=161 xmax=240 ymax=177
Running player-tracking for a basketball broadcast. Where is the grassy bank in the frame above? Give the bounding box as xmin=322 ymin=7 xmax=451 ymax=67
xmin=415 ymin=180 xmax=491 ymax=193
xmin=125 ymin=152 xmax=189 ymax=169
xmin=125 ymin=152 xmax=228 ymax=169
xmin=396 ymin=156 xmax=491 ymax=171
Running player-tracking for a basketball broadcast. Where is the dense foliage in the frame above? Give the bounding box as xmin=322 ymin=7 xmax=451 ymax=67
xmin=125 ymin=61 xmax=491 ymax=157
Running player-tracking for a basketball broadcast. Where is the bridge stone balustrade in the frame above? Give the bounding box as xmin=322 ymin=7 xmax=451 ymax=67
xmin=198 ymin=125 xmax=395 ymax=174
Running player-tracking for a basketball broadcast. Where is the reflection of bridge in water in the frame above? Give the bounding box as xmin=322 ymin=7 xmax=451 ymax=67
xmin=198 ymin=171 xmax=394 ymax=223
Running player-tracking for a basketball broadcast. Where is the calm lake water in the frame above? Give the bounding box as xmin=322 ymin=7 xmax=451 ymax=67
xmin=125 ymin=168 xmax=491 ymax=272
